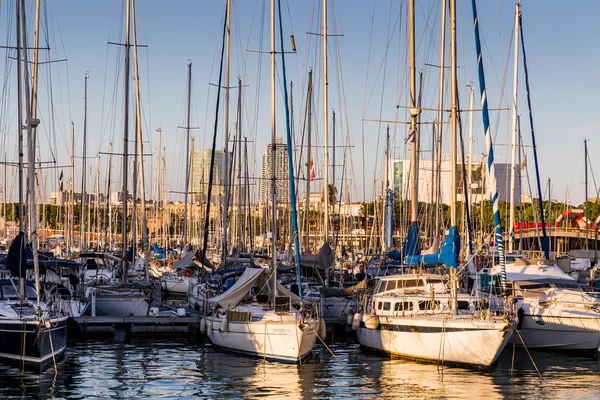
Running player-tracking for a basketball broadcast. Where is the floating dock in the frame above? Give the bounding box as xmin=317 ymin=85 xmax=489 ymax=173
xmin=74 ymin=315 xmax=201 ymax=337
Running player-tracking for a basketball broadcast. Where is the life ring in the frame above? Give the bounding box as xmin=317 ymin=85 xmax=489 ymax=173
xmin=168 ymin=261 xmax=175 ymax=269
xmin=153 ymin=260 xmax=161 ymax=269
xmin=184 ymin=268 xmax=193 ymax=277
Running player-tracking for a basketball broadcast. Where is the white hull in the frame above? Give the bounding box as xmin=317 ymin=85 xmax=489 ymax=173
xmin=206 ymin=314 xmax=319 ymax=363
xmin=357 ymin=314 xmax=513 ymax=367
xmin=321 ymin=297 xmax=354 ymax=320
xmin=518 ymin=313 xmax=600 ymax=350
xmin=188 ymin=283 xmax=210 ymax=311
xmin=161 ymin=275 xmax=195 ymax=294
xmin=94 ymin=293 xmax=149 ymax=317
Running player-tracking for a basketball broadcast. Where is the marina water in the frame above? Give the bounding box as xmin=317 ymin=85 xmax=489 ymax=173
xmin=1 ymin=337 xmax=599 ymax=399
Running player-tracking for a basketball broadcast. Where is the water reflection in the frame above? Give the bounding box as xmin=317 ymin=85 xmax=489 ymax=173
xmin=1 ymin=338 xmax=600 ymax=399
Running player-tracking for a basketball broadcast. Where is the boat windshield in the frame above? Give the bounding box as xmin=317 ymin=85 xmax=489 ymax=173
xmin=0 ymin=284 xmax=37 ymax=300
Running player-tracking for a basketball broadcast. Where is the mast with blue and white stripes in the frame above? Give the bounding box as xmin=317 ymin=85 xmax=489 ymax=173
xmin=471 ymin=0 xmax=507 ymax=291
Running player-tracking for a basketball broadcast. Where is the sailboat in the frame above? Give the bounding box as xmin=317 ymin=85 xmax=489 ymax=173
xmin=0 ymin=0 xmax=67 ymax=367
xmin=159 ymin=63 xmax=200 ymax=296
xmin=475 ymin=5 xmax=600 ymax=352
xmin=355 ymin=0 xmax=514 ymax=368
xmin=0 ymin=234 xmax=67 ymax=367
xmin=90 ymin=0 xmax=153 ymax=317
xmin=204 ymin=0 xmax=320 ymax=363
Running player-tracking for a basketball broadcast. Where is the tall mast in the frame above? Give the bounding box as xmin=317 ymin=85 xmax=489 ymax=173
xmin=70 ymin=121 xmax=75 ymax=251
xmin=155 ymin=128 xmax=162 ymax=246
xmin=30 ymin=0 xmax=40 ymax=145
xmin=131 ymin=0 xmax=148 ymax=273
xmin=449 ymin=0 xmax=457 ymax=229
xmin=107 ymin=141 xmax=113 ymax=250
xmin=236 ymin=78 xmax=243 ymax=249
xmin=121 ymin=0 xmax=131 ymax=280
xmin=408 ymin=0 xmax=419 ymax=226
xmin=519 ymin=11 xmax=549 ymax=259
xmin=244 ymin=138 xmax=251 ymax=250
xmin=383 ymin=126 xmax=390 ymax=252
xmin=183 ymin=63 xmax=192 ymax=248
xmin=21 ymin=0 xmax=41 ymax=307
xmin=81 ymin=74 xmax=88 ymax=251
xmin=585 ymin=139 xmax=589 ymax=250
xmin=471 ymin=0 xmax=507 ymax=291
xmin=222 ymin=0 xmax=232 ymax=259
xmin=508 ymin=3 xmax=520 ymax=254
xmin=304 ymin=71 xmax=313 ymax=252
xmin=332 ymin=110 xmax=336 ymax=246
xmin=322 ymin=0 xmax=329 ymax=248
xmin=270 ymin=0 xmax=277 ymax=297
xmin=434 ymin=0 xmax=446 ymax=241
xmin=467 ymin=85 xmax=474 ymax=201
xmin=15 ymin=0 xmax=24 ymax=233
xmin=449 ymin=0 xmax=458 ymax=312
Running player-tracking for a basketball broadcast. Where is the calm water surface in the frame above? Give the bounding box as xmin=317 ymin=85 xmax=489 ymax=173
xmin=1 ymin=336 xmax=600 ymax=399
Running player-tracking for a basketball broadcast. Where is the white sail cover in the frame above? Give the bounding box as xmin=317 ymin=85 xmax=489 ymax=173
xmin=173 ymin=251 xmax=196 ymax=270
xmin=209 ymin=268 xmax=265 ymax=310
xmin=276 ymin=282 xmax=302 ymax=305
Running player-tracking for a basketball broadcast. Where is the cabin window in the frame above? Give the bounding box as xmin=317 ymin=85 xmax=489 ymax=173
xmin=386 ymin=281 xmax=397 ymax=291
xmin=418 ymin=300 xmax=440 ymax=310
xmin=1 ymin=285 xmax=36 ymax=300
xmin=383 ymin=302 xmax=391 ymax=311
xmin=554 ymin=283 xmax=579 ymax=289
xmin=457 ymin=301 xmax=470 ymax=310
xmin=374 ymin=281 xmax=382 ymax=294
xmin=399 ymin=279 xmax=420 ymax=289
xmin=377 ymin=302 xmax=383 ymax=310
xmin=394 ymin=301 xmax=413 ymax=311
xmin=375 ymin=281 xmax=388 ymax=294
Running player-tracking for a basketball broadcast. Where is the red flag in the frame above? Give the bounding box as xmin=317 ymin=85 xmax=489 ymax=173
xmin=310 ymin=168 xmax=315 ymax=181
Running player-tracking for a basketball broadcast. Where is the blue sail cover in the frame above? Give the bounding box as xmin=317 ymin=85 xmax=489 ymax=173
xmin=403 ymin=221 xmax=421 ymax=265
xmin=403 ymin=224 xmax=460 ymax=268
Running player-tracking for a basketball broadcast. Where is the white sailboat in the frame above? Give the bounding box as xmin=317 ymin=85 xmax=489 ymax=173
xmin=0 ymin=0 xmax=67 ymax=368
xmin=204 ymin=0 xmax=320 ymax=363
xmin=485 ymin=258 xmax=600 ymax=351
xmin=205 ymin=268 xmax=319 ymax=362
xmin=355 ymin=0 xmax=514 ymax=368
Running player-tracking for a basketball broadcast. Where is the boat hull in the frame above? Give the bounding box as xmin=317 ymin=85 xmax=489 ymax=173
xmin=161 ymin=276 xmax=194 ymax=295
xmin=357 ymin=314 xmax=513 ymax=367
xmin=94 ymin=294 xmax=149 ymax=317
xmin=206 ymin=317 xmax=318 ymax=363
xmin=517 ymin=313 xmax=600 ymax=350
xmin=321 ymin=297 xmax=354 ymax=320
xmin=0 ymin=316 xmax=68 ymax=368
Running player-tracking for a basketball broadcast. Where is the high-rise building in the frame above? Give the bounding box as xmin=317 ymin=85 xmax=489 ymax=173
xmin=262 ymin=138 xmax=289 ymax=204
xmin=191 ymin=149 xmax=229 ymax=204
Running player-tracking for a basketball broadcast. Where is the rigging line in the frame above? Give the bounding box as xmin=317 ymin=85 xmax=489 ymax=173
xmin=99 ymin=0 xmax=122 ymax=145
xmin=361 ymin=0 xmax=377 ymax=118
xmin=363 ymin=7 xmax=402 ymax=116
xmin=587 ymin=146 xmax=598 ymax=197
xmin=201 ymin=5 xmax=228 ymax=261
xmin=370 ymin=0 xmax=395 ymax=209
xmin=45 ymin=1 xmax=69 ymax=146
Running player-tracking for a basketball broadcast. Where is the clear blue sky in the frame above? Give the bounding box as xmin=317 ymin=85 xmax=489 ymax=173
xmin=0 ymin=0 xmax=599 ymax=207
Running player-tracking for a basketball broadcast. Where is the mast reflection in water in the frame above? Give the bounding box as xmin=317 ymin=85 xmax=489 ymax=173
xmin=0 ymin=338 xmax=598 ymax=399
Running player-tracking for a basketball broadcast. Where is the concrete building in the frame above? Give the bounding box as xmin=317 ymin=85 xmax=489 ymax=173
xmin=388 ymin=155 xmax=520 ymax=204
xmin=50 ymin=191 xmax=107 ymax=206
xmin=262 ymin=138 xmax=289 ymax=204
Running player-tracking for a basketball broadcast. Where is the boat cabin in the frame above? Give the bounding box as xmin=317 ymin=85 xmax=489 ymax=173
xmin=373 ymin=274 xmax=449 ymax=296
